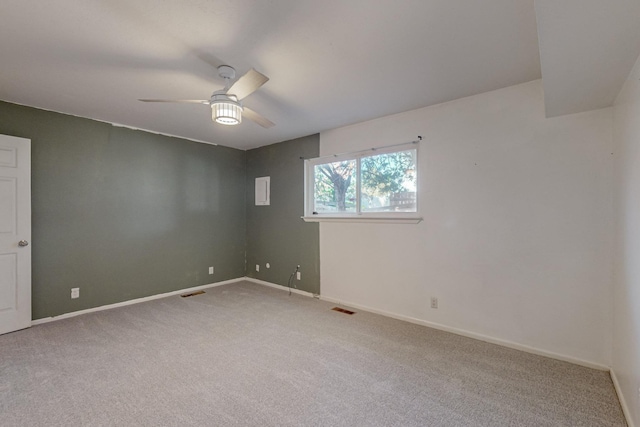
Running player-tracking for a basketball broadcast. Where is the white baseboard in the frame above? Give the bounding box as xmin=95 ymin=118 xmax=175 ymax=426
xmin=27 ymin=276 xmax=629 ymax=423
xmin=240 ymin=279 xmax=610 ymax=372
xmin=319 ymin=294 xmax=610 ymax=372
xmin=611 ymin=369 xmax=635 ymax=427
xmin=31 ymin=278 xmax=246 ymax=326
xmin=31 ymin=277 xmax=611 ymax=375
xmin=244 ymin=277 xmax=318 ymax=298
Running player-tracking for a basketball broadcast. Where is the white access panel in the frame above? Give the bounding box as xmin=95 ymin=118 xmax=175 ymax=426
xmin=0 ymin=134 xmax=31 ymax=335
xmin=255 ymin=176 xmax=270 ymax=206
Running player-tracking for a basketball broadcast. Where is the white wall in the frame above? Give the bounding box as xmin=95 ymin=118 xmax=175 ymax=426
xmin=612 ymin=54 xmax=640 ymax=426
xmin=320 ymin=80 xmax=614 ymax=367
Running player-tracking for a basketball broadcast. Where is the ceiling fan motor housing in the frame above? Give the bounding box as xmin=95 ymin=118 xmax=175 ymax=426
xmin=217 ymin=65 xmax=236 ymax=81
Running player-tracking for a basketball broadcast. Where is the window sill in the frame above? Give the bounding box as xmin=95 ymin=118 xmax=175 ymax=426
xmin=301 ymin=216 xmax=423 ymax=224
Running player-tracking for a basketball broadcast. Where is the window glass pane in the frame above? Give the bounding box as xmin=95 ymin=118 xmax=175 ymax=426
xmin=360 ymin=149 xmax=417 ymax=212
xmin=313 ymin=159 xmax=357 ymax=213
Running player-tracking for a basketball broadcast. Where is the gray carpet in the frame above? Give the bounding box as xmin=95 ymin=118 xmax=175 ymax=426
xmin=0 ymin=281 xmax=626 ymax=426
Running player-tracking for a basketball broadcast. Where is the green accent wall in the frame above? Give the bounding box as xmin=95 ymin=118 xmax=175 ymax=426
xmin=245 ymin=135 xmax=320 ymax=294
xmin=0 ymin=101 xmax=246 ymax=319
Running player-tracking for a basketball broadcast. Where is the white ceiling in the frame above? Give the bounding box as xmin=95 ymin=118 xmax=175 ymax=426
xmin=535 ymin=0 xmax=640 ymax=117
xmin=0 ymin=1 xmax=637 ymax=150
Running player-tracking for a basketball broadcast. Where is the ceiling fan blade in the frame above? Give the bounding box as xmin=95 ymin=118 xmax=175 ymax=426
xmin=227 ymin=68 xmax=269 ymax=100
xmin=138 ymin=99 xmax=210 ymax=104
xmin=243 ymin=107 xmax=275 ymax=128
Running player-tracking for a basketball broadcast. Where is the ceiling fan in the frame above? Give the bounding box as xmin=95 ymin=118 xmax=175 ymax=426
xmin=139 ymin=65 xmax=274 ymax=128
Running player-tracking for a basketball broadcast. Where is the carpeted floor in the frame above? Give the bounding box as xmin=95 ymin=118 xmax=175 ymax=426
xmin=0 ymin=281 xmax=626 ymax=426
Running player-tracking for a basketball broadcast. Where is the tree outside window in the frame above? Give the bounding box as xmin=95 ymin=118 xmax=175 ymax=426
xmin=312 ymin=148 xmax=417 ymax=214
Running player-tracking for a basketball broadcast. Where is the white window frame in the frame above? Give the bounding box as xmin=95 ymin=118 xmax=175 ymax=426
xmin=302 ymin=143 xmax=422 ymax=223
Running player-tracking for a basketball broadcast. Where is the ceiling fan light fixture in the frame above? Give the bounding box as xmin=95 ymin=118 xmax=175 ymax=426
xmin=211 ymin=94 xmax=243 ymax=125
xmin=140 ymin=66 xmax=273 ymax=128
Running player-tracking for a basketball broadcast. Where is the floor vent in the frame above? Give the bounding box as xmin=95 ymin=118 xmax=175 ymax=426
xmin=332 ymin=307 xmax=355 ymax=315
xmin=181 ymin=290 xmax=205 ymax=298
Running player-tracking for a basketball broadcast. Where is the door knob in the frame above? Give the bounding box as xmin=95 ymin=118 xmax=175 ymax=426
xmin=18 ymin=240 xmax=29 ymax=247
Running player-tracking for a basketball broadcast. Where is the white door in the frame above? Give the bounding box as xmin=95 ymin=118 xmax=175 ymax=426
xmin=0 ymin=134 xmax=31 ymax=335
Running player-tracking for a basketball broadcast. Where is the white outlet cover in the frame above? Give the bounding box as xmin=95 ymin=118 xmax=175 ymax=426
xmin=71 ymin=288 xmax=79 ymax=299
xmin=296 ymin=271 xmax=301 ymax=280
xmin=208 ymin=266 xmax=214 ymax=274
xmin=256 ymin=264 xmax=260 ymax=272
xmin=266 ymin=263 xmax=270 ymax=268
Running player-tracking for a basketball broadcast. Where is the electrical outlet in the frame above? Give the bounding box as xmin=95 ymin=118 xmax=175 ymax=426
xmin=296 ymin=271 xmax=301 ymax=280
xmin=430 ymin=297 xmax=438 ymax=309
xmin=71 ymin=288 xmax=79 ymax=299
xmin=208 ymin=266 xmax=214 ymax=275
xmin=266 ymin=263 xmax=270 ymax=269
xmin=256 ymin=264 xmax=260 ymax=272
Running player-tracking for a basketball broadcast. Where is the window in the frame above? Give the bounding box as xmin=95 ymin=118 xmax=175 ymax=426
xmin=304 ymin=143 xmax=420 ymax=222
